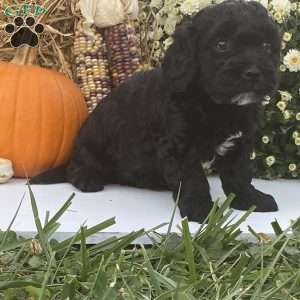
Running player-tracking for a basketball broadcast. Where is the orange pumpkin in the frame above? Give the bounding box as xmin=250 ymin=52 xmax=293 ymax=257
xmin=0 ymin=48 xmax=88 ymax=177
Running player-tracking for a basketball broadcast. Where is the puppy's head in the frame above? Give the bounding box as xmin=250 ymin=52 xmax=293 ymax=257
xmin=162 ymin=0 xmax=281 ymax=106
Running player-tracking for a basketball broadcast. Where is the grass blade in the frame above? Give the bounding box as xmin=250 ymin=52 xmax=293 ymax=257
xmin=80 ymin=226 xmax=89 ymax=282
xmin=27 ymin=184 xmax=54 ymax=266
xmin=38 ymin=252 xmax=55 ymax=300
xmin=53 ymin=217 xmax=116 ymax=251
xmin=181 ymin=217 xmax=197 ymax=282
xmin=43 ymin=193 xmax=75 ymax=233
xmin=0 ymin=193 xmax=24 ymax=250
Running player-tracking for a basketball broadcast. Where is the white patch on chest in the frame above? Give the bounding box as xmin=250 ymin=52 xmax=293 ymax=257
xmin=201 ymin=131 xmax=243 ymax=169
xmin=216 ymin=131 xmax=243 ymax=156
xmin=201 ymin=158 xmax=215 ymax=169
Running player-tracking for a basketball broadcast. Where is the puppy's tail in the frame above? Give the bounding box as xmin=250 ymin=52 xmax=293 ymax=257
xmin=29 ymin=166 xmax=67 ymax=184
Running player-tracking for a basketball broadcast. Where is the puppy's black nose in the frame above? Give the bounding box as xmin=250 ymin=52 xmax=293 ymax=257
xmin=242 ymin=66 xmax=261 ymax=81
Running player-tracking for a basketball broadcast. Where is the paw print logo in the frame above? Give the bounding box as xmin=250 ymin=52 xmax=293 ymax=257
xmin=4 ymin=16 xmax=44 ymax=48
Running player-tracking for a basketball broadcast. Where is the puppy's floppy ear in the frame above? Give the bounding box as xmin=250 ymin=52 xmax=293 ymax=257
xmin=162 ymin=19 xmax=198 ymax=92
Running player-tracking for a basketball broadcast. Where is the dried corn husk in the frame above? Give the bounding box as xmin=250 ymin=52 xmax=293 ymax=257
xmin=79 ymin=0 xmax=139 ymax=29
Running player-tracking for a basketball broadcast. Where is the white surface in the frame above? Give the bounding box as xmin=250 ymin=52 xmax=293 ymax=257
xmin=0 ymin=177 xmax=299 ymax=243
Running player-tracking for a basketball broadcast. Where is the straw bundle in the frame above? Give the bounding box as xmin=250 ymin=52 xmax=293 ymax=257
xmin=0 ymin=0 xmax=79 ymax=79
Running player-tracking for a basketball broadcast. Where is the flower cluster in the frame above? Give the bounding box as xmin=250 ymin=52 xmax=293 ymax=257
xmin=139 ymin=0 xmax=300 ymax=179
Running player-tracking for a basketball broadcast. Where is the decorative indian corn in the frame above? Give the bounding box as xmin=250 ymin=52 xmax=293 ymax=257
xmin=104 ymin=22 xmax=142 ymax=88
xmin=74 ymin=27 xmax=112 ymax=113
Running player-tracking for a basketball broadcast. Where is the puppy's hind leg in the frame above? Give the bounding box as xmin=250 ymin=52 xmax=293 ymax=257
xmin=66 ymin=145 xmax=108 ymax=193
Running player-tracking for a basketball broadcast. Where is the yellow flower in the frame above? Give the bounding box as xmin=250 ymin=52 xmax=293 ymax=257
xmin=279 ymin=90 xmax=292 ymax=101
xmin=250 ymin=152 xmax=256 ymax=160
xmin=296 ymin=112 xmax=300 ymax=121
xmin=266 ymin=156 xmax=276 ymax=167
xmin=292 ymin=131 xmax=299 ymax=139
xmin=280 ymin=64 xmax=287 ymax=72
xmin=289 ymin=164 xmax=297 ymax=172
xmin=273 ymin=11 xmax=283 ymax=23
xmin=283 ymin=49 xmax=300 ymax=72
xmin=281 ymin=41 xmax=286 ymax=50
xmin=283 ymin=32 xmax=292 ymax=42
xmin=276 ymin=101 xmax=287 ymax=111
xmin=295 ymin=137 xmax=300 ymax=146
xmin=262 ymin=136 xmax=270 ymax=144
xmin=283 ymin=110 xmax=291 ymax=120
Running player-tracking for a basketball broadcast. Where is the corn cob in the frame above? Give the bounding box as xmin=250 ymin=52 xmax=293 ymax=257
xmin=74 ymin=28 xmax=112 ymax=113
xmin=104 ymin=22 xmax=142 ymax=88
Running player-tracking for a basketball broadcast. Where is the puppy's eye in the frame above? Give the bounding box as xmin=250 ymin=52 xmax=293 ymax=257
xmin=215 ymin=40 xmax=231 ymax=52
xmin=262 ymin=42 xmax=272 ymax=53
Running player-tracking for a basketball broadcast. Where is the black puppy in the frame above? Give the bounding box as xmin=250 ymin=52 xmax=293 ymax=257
xmin=31 ymin=0 xmax=281 ymax=222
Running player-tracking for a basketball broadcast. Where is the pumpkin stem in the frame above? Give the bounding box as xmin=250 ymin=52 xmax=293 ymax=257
xmin=11 ymin=47 xmax=37 ymax=65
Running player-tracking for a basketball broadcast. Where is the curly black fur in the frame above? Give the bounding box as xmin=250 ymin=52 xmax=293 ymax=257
xmin=31 ymin=0 xmax=281 ymax=222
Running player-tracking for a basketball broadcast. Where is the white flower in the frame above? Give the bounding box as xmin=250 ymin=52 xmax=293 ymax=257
xmin=151 ymin=27 xmax=164 ymax=40
xmin=266 ymin=156 xmax=276 ymax=167
xmin=283 ymin=49 xmax=300 ymax=72
xmin=276 ymin=101 xmax=287 ymax=111
xmin=292 ymin=131 xmax=299 ymax=139
xmin=271 ymin=0 xmax=292 ymax=17
xmin=295 ymin=138 xmax=300 ymax=146
xmin=156 ymin=13 xmax=166 ymax=26
xmin=163 ymin=37 xmax=174 ymax=50
xmin=283 ymin=110 xmax=291 ymax=120
xmin=180 ymin=0 xmax=210 ymax=15
xmin=280 ymin=65 xmax=287 ymax=72
xmin=291 ymin=2 xmax=297 ymax=11
xmin=279 ymin=90 xmax=292 ymax=101
xmin=150 ymin=0 xmax=163 ymax=9
xmin=256 ymin=0 xmax=268 ymax=9
xmin=283 ymin=32 xmax=292 ymax=42
xmin=262 ymin=136 xmax=270 ymax=144
xmin=289 ymin=164 xmax=297 ymax=172
xmin=273 ymin=11 xmax=284 ymax=24
xmin=164 ymin=16 xmax=178 ymax=35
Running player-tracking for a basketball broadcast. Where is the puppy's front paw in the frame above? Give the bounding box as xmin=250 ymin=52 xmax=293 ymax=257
xmin=179 ymin=196 xmax=214 ymax=223
xmin=67 ymin=166 xmax=104 ymax=192
xmin=231 ymin=189 xmax=278 ymax=212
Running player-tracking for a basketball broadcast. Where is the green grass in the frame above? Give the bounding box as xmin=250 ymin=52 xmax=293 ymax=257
xmin=0 ymin=185 xmax=300 ymax=299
